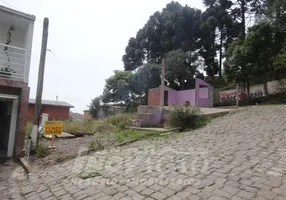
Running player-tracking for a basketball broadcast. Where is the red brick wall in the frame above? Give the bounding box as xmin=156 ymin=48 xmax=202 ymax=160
xmin=28 ymin=104 xmax=71 ymax=121
xmin=148 ymin=88 xmax=160 ymax=105
xmin=0 ymin=79 xmax=29 ymax=157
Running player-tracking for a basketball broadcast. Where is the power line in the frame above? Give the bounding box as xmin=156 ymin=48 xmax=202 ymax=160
xmin=47 ymin=49 xmax=60 ymax=63
xmin=0 ymin=0 xmax=18 ymax=10
xmin=0 ymin=0 xmax=44 ymax=25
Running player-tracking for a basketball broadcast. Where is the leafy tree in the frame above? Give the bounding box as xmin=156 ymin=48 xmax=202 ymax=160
xmin=199 ymin=12 xmax=219 ymax=78
xmin=122 ymin=1 xmax=202 ymax=71
xmin=224 ymin=39 xmax=253 ymax=94
xmin=122 ymin=37 xmax=144 ymax=71
xmin=273 ymin=49 xmax=286 ymax=79
xmin=225 ymin=22 xmax=278 ymax=95
xmin=89 ymin=96 xmax=101 ymax=118
xmin=200 ymin=2 xmax=240 ymax=78
xmin=264 ymin=0 xmax=286 ymax=55
xmin=102 ymin=70 xmax=134 ymax=105
xmin=165 ymin=49 xmax=201 ymax=90
xmin=132 ymin=63 xmax=161 ymax=103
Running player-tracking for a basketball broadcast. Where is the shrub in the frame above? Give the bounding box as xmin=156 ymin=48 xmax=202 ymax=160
xmin=167 ymin=105 xmax=209 ymax=131
xmin=36 ymin=140 xmax=50 ymax=158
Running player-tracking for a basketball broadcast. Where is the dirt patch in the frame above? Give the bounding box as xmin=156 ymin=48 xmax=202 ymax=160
xmin=29 ymin=135 xmax=95 ymax=167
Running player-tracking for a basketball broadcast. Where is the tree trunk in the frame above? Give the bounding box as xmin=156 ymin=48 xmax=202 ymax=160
xmin=219 ymin=28 xmax=223 ymax=77
xmin=241 ymin=0 xmax=246 ymax=38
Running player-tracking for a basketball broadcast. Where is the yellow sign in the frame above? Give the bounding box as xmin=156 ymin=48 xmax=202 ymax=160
xmin=44 ymin=121 xmax=63 ymax=136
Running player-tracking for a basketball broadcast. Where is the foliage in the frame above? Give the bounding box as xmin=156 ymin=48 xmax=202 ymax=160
xmin=224 ymin=21 xmax=286 ymax=92
xmin=122 ymin=1 xmax=202 ymax=71
xmin=92 ymin=0 xmax=286 ymax=105
xmin=102 ymin=70 xmax=133 ymax=105
xmin=131 ymin=63 xmax=161 ymax=103
xmin=273 ymin=50 xmax=286 ymax=78
xmin=106 ymin=113 xmax=136 ymax=128
xmin=165 ymin=49 xmax=202 ymax=90
xmin=89 ymin=96 xmax=101 ymax=118
xmin=167 ymin=105 xmax=209 ymax=131
xmin=36 ymin=140 xmax=50 ymax=158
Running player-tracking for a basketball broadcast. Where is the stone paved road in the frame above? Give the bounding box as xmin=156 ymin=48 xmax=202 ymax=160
xmin=1 ymin=105 xmax=286 ymax=200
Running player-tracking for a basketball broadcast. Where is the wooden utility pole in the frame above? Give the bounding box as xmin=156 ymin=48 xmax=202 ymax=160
xmin=160 ymin=58 xmax=166 ymax=106
xmin=31 ymin=18 xmax=49 ymax=153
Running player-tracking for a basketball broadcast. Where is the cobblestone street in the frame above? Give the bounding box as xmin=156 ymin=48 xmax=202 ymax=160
xmin=1 ymin=105 xmax=286 ymax=200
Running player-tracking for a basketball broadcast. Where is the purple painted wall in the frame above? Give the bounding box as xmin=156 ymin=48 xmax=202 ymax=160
xmin=168 ymin=90 xmax=177 ymax=105
xmin=149 ymin=78 xmax=213 ymax=107
xmin=195 ymin=79 xmax=213 ymax=107
xmin=199 ymin=87 xmax=209 ymax=98
xmin=176 ymin=89 xmax=196 ymax=106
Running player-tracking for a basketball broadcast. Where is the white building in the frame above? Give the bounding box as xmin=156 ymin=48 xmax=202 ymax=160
xmin=0 ymin=5 xmax=35 ymax=158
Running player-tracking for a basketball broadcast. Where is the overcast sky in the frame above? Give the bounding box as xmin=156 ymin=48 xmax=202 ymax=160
xmin=1 ymin=0 xmax=204 ymax=113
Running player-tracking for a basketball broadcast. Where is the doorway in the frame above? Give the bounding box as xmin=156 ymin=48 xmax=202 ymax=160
xmin=164 ymin=91 xmax=168 ymax=106
xmin=0 ymin=94 xmax=18 ymax=158
xmin=0 ymin=99 xmax=12 ymax=157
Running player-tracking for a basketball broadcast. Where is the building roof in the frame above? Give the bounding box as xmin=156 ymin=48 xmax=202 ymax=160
xmin=0 ymin=5 xmax=36 ymax=21
xmin=69 ymin=112 xmax=83 ymax=120
xmin=29 ymin=99 xmax=74 ymax=108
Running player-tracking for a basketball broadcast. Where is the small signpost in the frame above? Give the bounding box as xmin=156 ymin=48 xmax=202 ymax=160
xmin=44 ymin=121 xmax=62 ymax=149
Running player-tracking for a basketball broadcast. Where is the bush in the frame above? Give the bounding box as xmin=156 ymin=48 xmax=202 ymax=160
xmin=167 ymin=105 xmax=209 ymax=131
xmin=36 ymin=140 xmax=50 ymax=158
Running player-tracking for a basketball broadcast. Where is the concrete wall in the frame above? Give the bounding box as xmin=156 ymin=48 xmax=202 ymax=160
xmin=219 ymin=78 xmax=286 ymax=103
xmin=0 ymin=24 xmax=26 ymax=48
xmin=0 ymin=8 xmax=35 ymax=82
xmin=83 ymin=110 xmax=93 ymax=120
xmin=148 ymin=79 xmax=213 ymax=107
xmin=199 ymin=87 xmax=209 ymax=98
xmin=168 ymin=89 xmax=177 ymax=105
xmin=148 ymin=88 xmax=160 ymax=106
xmin=148 ymin=86 xmax=177 ymax=106
xmin=176 ymin=89 xmax=196 ymax=105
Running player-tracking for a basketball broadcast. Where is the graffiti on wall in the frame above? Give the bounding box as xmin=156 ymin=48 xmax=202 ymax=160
xmin=221 ymin=91 xmax=264 ymax=102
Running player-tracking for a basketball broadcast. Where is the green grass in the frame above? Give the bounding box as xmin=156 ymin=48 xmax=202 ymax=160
xmin=106 ymin=113 xmax=136 ymax=127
